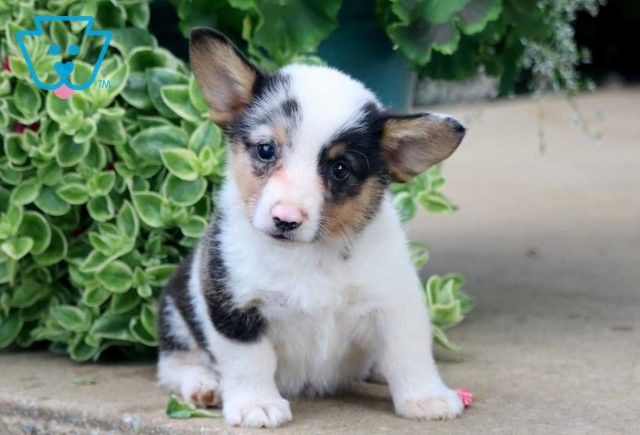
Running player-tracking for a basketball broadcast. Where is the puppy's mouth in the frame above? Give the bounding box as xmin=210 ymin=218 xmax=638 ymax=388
xmin=268 ymin=231 xmax=297 ymax=242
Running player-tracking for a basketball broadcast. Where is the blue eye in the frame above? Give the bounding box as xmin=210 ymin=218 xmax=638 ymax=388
xmin=257 ymin=143 xmax=276 ymax=161
xmin=68 ymin=44 xmax=79 ymax=56
xmin=49 ymin=44 xmax=60 ymax=55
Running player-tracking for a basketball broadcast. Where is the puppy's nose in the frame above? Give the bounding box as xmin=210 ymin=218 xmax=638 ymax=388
xmin=271 ymin=203 xmax=303 ymax=231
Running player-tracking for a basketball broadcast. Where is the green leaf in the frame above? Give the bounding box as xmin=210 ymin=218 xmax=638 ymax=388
xmin=163 ymin=175 xmax=207 ymax=207
xmin=33 ymin=226 xmax=67 ymax=266
xmin=11 ymin=178 xmax=40 ymax=205
xmin=57 ymin=184 xmax=90 ymax=205
xmin=11 ymin=280 xmax=49 ymax=309
xmin=87 ymin=195 xmax=115 ymax=222
xmin=130 ymin=125 xmax=189 ymax=165
xmin=96 ymin=115 xmax=127 ymax=145
xmin=1 ymin=236 xmax=33 ymax=260
xmin=56 ymin=134 xmax=90 ymax=167
xmin=35 ymin=185 xmax=71 ymax=216
xmin=90 ymin=313 xmax=135 ymax=342
xmin=160 ymin=84 xmax=202 ymax=123
xmin=69 ymin=336 xmax=99 ymax=362
xmin=0 ymin=259 xmax=17 ymax=285
xmin=0 ymin=311 xmax=23 ymax=348
xmin=126 ymin=2 xmax=151 ymax=29
xmin=132 ymin=192 xmax=166 ymax=228
xmin=18 ymin=211 xmax=51 ymax=255
xmin=160 ymin=148 xmax=200 ymax=181
xmin=188 ymin=119 xmax=223 ymax=154
xmin=392 ymin=191 xmax=416 ymax=222
xmin=418 ymin=192 xmax=456 ymax=213
xmin=96 ymin=261 xmax=134 ymax=294
xmin=89 ymin=172 xmax=116 ymax=197
xmin=188 ymin=74 xmax=208 ymax=113
xmin=52 ymin=305 xmax=91 ymax=333
xmin=14 ymin=81 xmax=42 ymax=120
xmin=122 ymin=71 xmax=153 ymax=110
xmin=240 ymin=0 xmax=342 ymax=65
xmin=38 ymin=162 xmax=63 ymax=186
xmin=108 ymin=27 xmax=157 ymax=57
xmin=110 ymin=289 xmax=141 ymax=314
xmin=117 ymin=201 xmax=139 ymax=239
xmin=146 ymin=68 xmax=189 ymax=118
xmin=179 ymin=215 xmax=208 ymax=238
xmin=410 ymin=242 xmax=430 ymax=270
xmin=145 ymin=264 xmax=177 ymax=287
xmin=129 ymin=316 xmax=156 ymax=346
xmin=4 ymin=133 xmax=27 ymax=165
xmin=140 ymin=304 xmax=156 ymax=336
xmin=83 ymin=286 xmax=111 ymax=307
xmin=432 ymin=324 xmax=460 ymax=352
xmin=166 ymin=394 xmax=221 ymax=419
xmin=386 ymin=0 xmax=502 ymax=66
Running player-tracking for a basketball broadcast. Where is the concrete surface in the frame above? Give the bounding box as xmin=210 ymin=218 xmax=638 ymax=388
xmin=1 ymin=88 xmax=639 ymax=434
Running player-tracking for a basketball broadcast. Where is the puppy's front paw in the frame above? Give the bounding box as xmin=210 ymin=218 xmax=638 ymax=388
xmin=395 ymin=388 xmax=464 ymax=421
xmin=224 ymin=396 xmax=292 ymax=428
xmin=181 ymin=377 xmax=221 ymax=408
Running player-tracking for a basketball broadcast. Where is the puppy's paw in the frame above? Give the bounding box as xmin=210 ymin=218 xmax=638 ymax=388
xmin=181 ymin=377 xmax=221 ymax=408
xmin=224 ymin=397 xmax=292 ymax=428
xmin=395 ymin=388 xmax=464 ymax=421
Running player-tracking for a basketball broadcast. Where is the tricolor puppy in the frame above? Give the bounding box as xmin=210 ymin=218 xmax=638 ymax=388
xmin=157 ymin=28 xmax=467 ymax=428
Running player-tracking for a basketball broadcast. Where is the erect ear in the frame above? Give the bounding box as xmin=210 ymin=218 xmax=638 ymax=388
xmin=190 ymin=27 xmax=260 ymax=126
xmin=381 ymin=113 xmax=466 ymax=182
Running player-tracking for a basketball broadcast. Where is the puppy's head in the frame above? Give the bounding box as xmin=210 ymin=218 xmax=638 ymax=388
xmin=191 ymin=28 xmax=465 ymax=243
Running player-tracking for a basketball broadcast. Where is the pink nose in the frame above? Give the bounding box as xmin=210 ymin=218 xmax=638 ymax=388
xmin=271 ymin=203 xmax=304 ymax=231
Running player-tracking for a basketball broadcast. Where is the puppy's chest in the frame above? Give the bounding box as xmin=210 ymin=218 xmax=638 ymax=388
xmin=267 ymin=300 xmax=377 ymax=396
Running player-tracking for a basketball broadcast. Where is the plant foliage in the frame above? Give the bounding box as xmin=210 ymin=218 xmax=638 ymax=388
xmin=0 ymin=0 xmax=470 ymax=359
xmin=173 ymin=0 xmax=601 ymax=94
xmin=0 ymin=0 xmax=226 ymax=360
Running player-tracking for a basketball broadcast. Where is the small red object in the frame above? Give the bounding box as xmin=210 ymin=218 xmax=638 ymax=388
xmin=2 ymin=56 xmax=10 ymax=72
xmin=12 ymin=122 xmax=39 ymax=134
xmin=457 ymin=388 xmax=473 ymax=407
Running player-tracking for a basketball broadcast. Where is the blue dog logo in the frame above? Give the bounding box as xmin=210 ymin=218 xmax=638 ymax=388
xmin=16 ymin=16 xmax=111 ymax=99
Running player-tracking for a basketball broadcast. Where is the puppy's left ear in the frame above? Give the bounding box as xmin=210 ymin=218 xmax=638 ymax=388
xmin=381 ymin=113 xmax=465 ymax=182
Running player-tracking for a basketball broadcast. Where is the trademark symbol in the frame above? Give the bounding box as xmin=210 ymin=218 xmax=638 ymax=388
xmin=97 ymin=79 xmax=111 ymax=89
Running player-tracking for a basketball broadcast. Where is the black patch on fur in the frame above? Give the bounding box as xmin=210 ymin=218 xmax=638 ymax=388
xmin=204 ymin=218 xmax=266 ymax=342
xmin=318 ymin=102 xmax=389 ymax=203
xmin=280 ymin=98 xmax=299 ymax=118
xmin=157 ymin=254 xmax=207 ymax=351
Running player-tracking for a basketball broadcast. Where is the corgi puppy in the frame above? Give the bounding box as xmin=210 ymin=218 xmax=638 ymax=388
xmin=157 ymin=27 xmax=467 ymax=428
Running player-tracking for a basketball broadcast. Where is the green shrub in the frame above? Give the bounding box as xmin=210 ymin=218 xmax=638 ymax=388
xmin=0 ymin=0 xmax=472 ymax=360
xmin=172 ymin=0 xmax=602 ymax=94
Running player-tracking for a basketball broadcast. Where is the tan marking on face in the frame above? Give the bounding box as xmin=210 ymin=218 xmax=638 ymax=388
xmin=327 ymin=143 xmax=346 ymax=160
xmin=229 ymin=142 xmax=279 ymax=219
xmin=272 ymin=122 xmax=289 ymax=147
xmin=321 ymin=177 xmax=385 ymax=238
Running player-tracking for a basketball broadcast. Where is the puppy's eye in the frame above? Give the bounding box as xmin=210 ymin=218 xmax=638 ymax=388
xmin=330 ymin=161 xmax=350 ymax=181
xmin=256 ymin=142 xmax=276 ymax=161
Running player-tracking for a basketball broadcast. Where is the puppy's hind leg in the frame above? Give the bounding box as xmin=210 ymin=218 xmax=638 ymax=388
xmin=158 ymin=349 xmax=221 ymax=408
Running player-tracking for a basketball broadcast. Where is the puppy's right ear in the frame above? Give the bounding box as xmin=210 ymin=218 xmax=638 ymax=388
xmin=190 ymin=28 xmax=260 ymax=126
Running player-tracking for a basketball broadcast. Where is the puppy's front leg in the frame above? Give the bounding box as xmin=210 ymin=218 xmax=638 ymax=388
xmin=376 ymin=289 xmax=464 ymax=421
xmin=215 ymin=335 xmax=291 ymax=428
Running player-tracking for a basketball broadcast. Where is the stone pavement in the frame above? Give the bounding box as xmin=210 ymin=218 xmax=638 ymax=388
xmin=1 ymin=88 xmax=639 ymax=434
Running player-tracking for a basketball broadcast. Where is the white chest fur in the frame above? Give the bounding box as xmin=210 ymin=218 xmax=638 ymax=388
xmin=217 ymin=190 xmax=413 ymax=396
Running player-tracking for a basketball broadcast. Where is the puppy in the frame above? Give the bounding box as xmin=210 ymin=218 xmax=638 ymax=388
xmin=157 ymin=27 xmax=467 ymax=428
